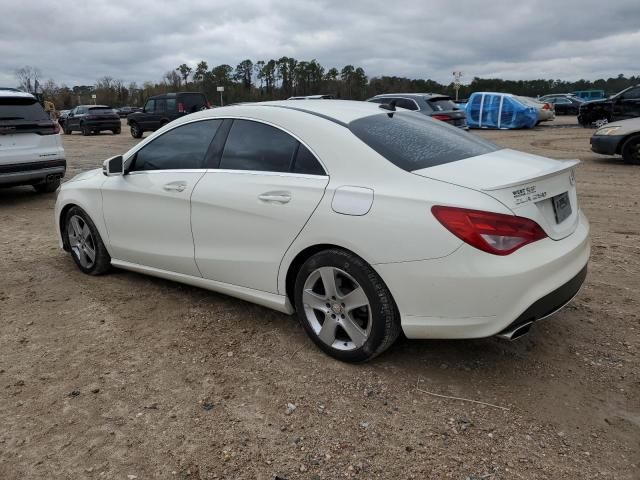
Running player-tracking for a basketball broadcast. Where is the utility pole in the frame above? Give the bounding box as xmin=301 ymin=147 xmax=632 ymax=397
xmin=217 ymin=86 xmax=224 ymax=106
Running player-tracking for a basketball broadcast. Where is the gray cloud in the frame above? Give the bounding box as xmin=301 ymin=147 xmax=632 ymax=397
xmin=1 ymin=0 xmax=639 ymax=87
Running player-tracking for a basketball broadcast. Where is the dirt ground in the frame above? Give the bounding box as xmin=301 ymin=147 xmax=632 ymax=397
xmin=1 ymin=117 xmax=638 ymax=480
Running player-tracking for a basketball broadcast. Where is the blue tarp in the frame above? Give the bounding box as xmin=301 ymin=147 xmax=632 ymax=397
xmin=465 ymin=92 xmax=538 ymax=129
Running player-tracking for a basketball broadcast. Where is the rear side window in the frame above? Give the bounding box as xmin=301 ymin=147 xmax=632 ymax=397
xmin=0 ymin=98 xmax=48 ymax=121
xmin=131 ymin=120 xmax=222 ymax=171
xmin=181 ymin=94 xmax=207 ymax=113
xmin=219 ymin=120 xmax=298 ymax=172
xmin=428 ymin=97 xmax=458 ymax=112
xmin=349 ymin=112 xmax=499 ymax=171
xmin=292 ymin=144 xmax=325 ymax=175
xmin=394 ymin=98 xmax=419 ymax=111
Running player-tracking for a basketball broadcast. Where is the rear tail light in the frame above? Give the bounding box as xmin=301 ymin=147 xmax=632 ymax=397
xmin=178 ymin=102 xmax=185 ymax=113
xmin=542 ymin=103 xmax=552 ymax=110
xmin=37 ymin=122 xmax=61 ymax=135
xmin=206 ymin=101 xmax=211 ymax=108
xmin=431 ymin=114 xmax=452 ymax=121
xmin=431 ymin=206 xmax=547 ymax=255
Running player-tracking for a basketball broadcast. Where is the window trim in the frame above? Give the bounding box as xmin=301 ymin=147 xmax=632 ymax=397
xmin=125 ymin=118 xmax=223 ymax=173
xmin=210 ymin=116 xmax=328 ymax=176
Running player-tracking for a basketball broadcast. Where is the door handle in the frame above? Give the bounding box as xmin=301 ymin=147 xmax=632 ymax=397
xmin=258 ymin=191 xmax=291 ymax=204
xmin=163 ymin=182 xmax=186 ymax=192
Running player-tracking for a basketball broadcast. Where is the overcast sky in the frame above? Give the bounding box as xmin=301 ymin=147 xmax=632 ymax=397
xmin=1 ymin=0 xmax=639 ymax=87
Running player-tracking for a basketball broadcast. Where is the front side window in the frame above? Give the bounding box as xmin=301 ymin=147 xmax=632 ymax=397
xmin=219 ymin=120 xmax=299 ymax=173
xmin=144 ymin=99 xmax=156 ymax=113
xmin=349 ymin=111 xmax=500 ymax=171
xmin=130 ymin=120 xmax=222 ymax=171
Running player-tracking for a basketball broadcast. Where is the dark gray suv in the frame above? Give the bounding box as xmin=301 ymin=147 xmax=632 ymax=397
xmin=367 ymin=93 xmax=467 ymax=128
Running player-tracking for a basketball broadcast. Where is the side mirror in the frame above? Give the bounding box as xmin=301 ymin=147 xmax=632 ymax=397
xmin=103 ymin=155 xmax=124 ymax=176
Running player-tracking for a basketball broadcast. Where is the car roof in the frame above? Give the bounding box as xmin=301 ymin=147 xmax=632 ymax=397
xmin=373 ymin=92 xmax=450 ymax=100
xmin=150 ymin=92 xmax=205 ymax=98
xmin=0 ymin=89 xmax=36 ymax=99
xmin=182 ymin=99 xmax=388 ymax=125
xmin=77 ymin=104 xmax=112 ymax=108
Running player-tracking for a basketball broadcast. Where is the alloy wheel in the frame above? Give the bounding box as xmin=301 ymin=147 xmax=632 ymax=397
xmin=302 ymin=266 xmax=372 ymax=351
xmin=67 ymin=214 xmax=97 ymax=269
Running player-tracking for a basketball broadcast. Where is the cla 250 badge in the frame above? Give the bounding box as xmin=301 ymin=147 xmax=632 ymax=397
xmin=512 ymin=184 xmax=547 ymax=205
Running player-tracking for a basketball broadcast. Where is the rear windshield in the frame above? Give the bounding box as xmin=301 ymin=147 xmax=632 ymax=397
xmin=181 ymin=94 xmax=207 ymax=113
xmin=0 ymin=97 xmax=49 ymax=121
xmin=428 ymin=97 xmax=459 ymax=112
xmin=349 ymin=112 xmax=500 ymax=171
xmin=89 ymin=107 xmax=116 ymax=114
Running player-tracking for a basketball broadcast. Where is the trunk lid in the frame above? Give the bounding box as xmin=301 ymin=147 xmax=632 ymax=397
xmin=413 ymin=149 xmax=580 ymax=240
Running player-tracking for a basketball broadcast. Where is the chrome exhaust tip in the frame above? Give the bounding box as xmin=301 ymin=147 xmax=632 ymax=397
xmin=496 ymin=321 xmax=533 ymax=341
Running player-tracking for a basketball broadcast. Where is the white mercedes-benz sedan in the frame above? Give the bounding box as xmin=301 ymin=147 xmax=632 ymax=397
xmin=55 ymin=100 xmax=590 ymax=362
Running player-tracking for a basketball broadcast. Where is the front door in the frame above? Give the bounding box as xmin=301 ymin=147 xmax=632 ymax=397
xmin=613 ymin=86 xmax=640 ymax=121
xmin=101 ymin=119 xmax=222 ymax=276
xmin=191 ymin=119 xmax=329 ymax=293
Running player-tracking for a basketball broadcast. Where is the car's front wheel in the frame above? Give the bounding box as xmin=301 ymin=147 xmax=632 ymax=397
xmin=621 ymin=135 xmax=640 ymax=165
xmin=81 ymin=123 xmax=91 ymax=136
xmin=294 ymin=249 xmax=400 ymax=362
xmin=64 ymin=207 xmax=111 ymax=275
xmin=130 ymin=122 xmax=143 ymax=138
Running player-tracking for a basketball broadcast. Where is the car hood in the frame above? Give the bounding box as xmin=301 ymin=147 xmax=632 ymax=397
xmin=599 ymin=116 xmax=640 ymax=132
xmin=66 ymin=168 xmax=102 ymax=183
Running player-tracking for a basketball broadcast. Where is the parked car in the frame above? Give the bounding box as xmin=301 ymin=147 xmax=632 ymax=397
xmin=578 ymin=85 xmax=640 ymax=127
xmin=590 ymin=117 xmax=640 ymax=164
xmin=117 ymin=106 xmax=141 ymax=118
xmin=367 ymin=93 xmax=466 ymax=128
xmin=63 ymin=105 xmax=121 ymax=135
xmin=288 ymin=95 xmax=335 ymax=100
xmin=55 ymin=100 xmax=589 ymax=362
xmin=542 ymin=95 xmax=584 ymax=115
xmin=0 ymin=89 xmax=66 ymax=193
xmin=517 ymin=96 xmax=556 ymax=123
xmin=57 ymin=109 xmax=70 ymax=128
xmin=126 ymin=92 xmax=210 ymax=138
xmin=572 ymin=90 xmax=605 ymax=101
xmin=465 ymin=92 xmax=538 ymax=129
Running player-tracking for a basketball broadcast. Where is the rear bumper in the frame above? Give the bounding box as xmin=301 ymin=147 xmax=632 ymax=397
xmin=590 ymin=134 xmax=623 ymax=156
xmin=0 ymin=159 xmax=66 ymax=186
xmin=374 ymin=210 xmax=590 ymax=339
xmin=84 ymin=120 xmax=120 ymax=130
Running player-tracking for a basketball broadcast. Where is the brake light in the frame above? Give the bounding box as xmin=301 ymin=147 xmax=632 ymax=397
xmin=37 ymin=122 xmax=61 ymax=135
xmin=542 ymin=103 xmax=552 ymax=110
xmin=178 ymin=102 xmax=185 ymax=113
xmin=431 ymin=206 xmax=547 ymax=255
xmin=431 ymin=114 xmax=452 ymax=121
xmin=53 ymin=122 xmax=61 ymax=134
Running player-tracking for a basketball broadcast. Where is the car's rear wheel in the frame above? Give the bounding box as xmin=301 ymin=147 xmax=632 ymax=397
xmin=33 ymin=178 xmax=60 ymax=193
xmin=113 ymin=127 xmax=121 ymax=135
xmin=621 ymin=135 xmax=640 ymax=165
xmin=294 ymin=249 xmax=400 ymax=362
xmin=64 ymin=207 xmax=111 ymax=275
xmin=63 ymin=123 xmax=71 ymax=135
xmin=130 ymin=122 xmax=142 ymax=138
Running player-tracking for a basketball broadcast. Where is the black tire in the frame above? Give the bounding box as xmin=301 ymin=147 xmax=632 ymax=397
xmin=294 ymin=249 xmax=400 ymax=362
xmin=33 ymin=178 xmax=60 ymax=193
xmin=63 ymin=123 xmax=72 ymax=135
xmin=621 ymin=135 xmax=640 ymax=165
xmin=113 ymin=127 xmax=121 ymax=135
xmin=81 ymin=123 xmax=91 ymax=136
xmin=63 ymin=206 xmax=111 ymax=275
xmin=130 ymin=122 xmax=143 ymax=138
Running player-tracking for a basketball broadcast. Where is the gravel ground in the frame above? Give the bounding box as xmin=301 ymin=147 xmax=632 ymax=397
xmin=0 ymin=117 xmax=638 ymax=479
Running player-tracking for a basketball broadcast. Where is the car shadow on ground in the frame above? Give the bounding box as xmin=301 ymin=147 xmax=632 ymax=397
xmin=0 ymin=185 xmax=55 ymax=208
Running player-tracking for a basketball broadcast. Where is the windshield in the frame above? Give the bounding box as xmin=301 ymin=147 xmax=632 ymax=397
xmin=428 ymin=97 xmax=458 ymax=111
xmin=89 ymin=107 xmax=116 ymax=114
xmin=0 ymin=97 xmax=49 ymax=121
xmin=349 ymin=111 xmax=500 ymax=172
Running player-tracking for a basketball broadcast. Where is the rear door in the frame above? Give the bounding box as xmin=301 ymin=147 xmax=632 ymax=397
xmin=191 ymin=118 xmax=329 ymax=293
xmin=101 ymin=119 xmax=222 ymax=275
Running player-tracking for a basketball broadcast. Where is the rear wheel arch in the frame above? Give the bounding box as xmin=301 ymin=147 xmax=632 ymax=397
xmin=284 ymin=244 xmax=383 ymax=309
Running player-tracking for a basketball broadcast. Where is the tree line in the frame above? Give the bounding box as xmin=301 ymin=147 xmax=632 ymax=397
xmin=14 ymin=61 xmax=640 ymax=109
